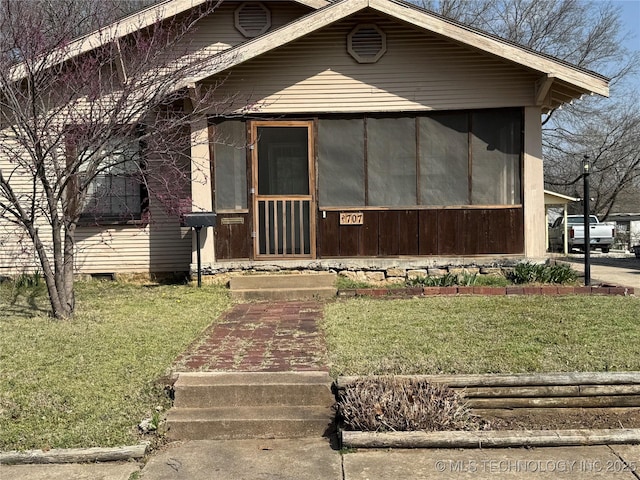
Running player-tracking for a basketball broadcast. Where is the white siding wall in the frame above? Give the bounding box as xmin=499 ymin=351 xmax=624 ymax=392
xmin=0 ymin=128 xmax=192 ymax=275
xmin=73 ymin=216 xmax=191 ymax=274
xmin=205 ymin=12 xmax=539 ymax=113
xmin=171 ymin=2 xmax=312 ymax=60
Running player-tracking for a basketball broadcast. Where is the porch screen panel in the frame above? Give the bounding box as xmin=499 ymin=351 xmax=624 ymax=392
xmin=214 ymin=121 xmax=247 ymax=210
xmin=471 ymin=110 xmax=521 ymax=205
xmin=257 ymin=127 xmax=308 ymax=195
xmin=419 ymin=114 xmax=468 ymax=205
xmin=367 ymin=118 xmax=416 ymax=206
xmin=317 ymin=119 xmax=365 ymax=207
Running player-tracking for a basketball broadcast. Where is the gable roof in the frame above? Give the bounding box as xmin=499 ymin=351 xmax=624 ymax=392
xmin=9 ymin=0 xmax=329 ymax=81
xmin=181 ymin=0 xmax=609 ymax=107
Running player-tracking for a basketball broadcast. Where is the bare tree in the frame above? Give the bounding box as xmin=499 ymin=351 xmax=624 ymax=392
xmin=544 ymin=92 xmax=640 ymax=218
xmin=420 ymin=0 xmax=640 ymax=217
xmin=0 ymin=0 xmax=227 ymax=318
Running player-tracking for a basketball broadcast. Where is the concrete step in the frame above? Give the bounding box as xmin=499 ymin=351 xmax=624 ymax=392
xmin=173 ymin=372 xmax=335 ymax=408
xmin=166 ymin=405 xmax=335 ymax=440
xmin=231 ymin=286 xmax=336 ymax=301
xmin=229 ymin=273 xmax=336 ymax=290
xmin=229 ymin=273 xmax=337 ymax=301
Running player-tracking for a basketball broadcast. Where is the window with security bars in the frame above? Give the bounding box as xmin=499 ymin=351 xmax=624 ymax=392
xmin=79 ymin=137 xmax=146 ymax=223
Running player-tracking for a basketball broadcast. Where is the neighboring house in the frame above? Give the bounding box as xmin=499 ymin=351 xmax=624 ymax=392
xmin=606 ymin=214 xmax=640 ymax=251
xmin=0 ymin=0 xmax=610 ymax=276
xmin=606 ymin=191 xmax=640 ymax=251
xmin=543 ymin=190 xmax=579 ymax=255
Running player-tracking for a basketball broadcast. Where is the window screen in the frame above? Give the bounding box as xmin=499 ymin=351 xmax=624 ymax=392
xmin=367 ymin=117 xmax=416 ymax=206
xmin=257 ymin=126 xmax=308 ymax=195
xmin=214 ymin=121 xmax=247 ymax=210
xmin=471 ymin=110 xmax=521 ymax=205
xmin=317 ymin=119 xmax=365 ymax=207
xmin=419 ymin=114 xmax=469 ymax=205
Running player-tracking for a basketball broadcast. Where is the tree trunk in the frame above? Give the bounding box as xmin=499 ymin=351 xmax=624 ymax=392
xmin=31 ymin=227 xmax=74 ymax=319
xmin=62 ymin=222 xmax=76 ymax=315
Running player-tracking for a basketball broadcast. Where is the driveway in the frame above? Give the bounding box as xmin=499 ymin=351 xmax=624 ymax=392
xmin=558 ymin=253 xmax=640 ymax=290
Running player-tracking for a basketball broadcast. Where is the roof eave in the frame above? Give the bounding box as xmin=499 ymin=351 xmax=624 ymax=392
xmin=370 ymin=0 xmax=610 ymax=99
xmin=9 ymin=0 xmax=329 ymax=82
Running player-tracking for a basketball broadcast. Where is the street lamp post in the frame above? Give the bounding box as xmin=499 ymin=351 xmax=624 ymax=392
xmin=582 ymin=155 xmax=591 ymax=286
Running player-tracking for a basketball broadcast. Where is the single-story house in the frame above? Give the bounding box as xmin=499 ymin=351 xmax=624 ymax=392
xmin=606 ymin=213 xmax=640 ymax=251
xmin=543 ymin=190 xmax=580 ymax=255
xmin=0 ymin=0 xmax=610 ymax=276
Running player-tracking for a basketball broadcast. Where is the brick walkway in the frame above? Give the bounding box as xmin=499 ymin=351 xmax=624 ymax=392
xmin=173 ymin=301 xmax=328 ymax=372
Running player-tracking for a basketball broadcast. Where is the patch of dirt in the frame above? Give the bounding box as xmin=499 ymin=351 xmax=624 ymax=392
xmin=478 ymin=408 xmax=640 ymax=431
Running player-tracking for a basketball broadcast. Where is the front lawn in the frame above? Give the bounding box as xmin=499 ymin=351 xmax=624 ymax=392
xmin=322 ymin=296 xmax=640 ymax=376
xmin=0 ymin=280 xmax=231 ymax=451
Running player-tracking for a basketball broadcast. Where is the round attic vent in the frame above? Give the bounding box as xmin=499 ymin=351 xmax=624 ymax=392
xmin=234 ymin=2 xmax=271 ymax=38
xmin=348 ymin=24 xmax=386 ymax=63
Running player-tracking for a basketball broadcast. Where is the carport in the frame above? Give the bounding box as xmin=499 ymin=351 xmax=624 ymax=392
xmin=544 ymin=190 xmax=580 ymax=255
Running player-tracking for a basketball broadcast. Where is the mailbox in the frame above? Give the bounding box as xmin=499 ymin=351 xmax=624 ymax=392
xmin=183 ymin=212 xmax=216 ymax=228
xmin=183 ymin=212 xmax=216 ymax=287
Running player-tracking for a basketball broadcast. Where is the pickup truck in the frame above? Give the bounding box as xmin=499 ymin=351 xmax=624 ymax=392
xmin=549 ymin=215 xmax=615 ymax=253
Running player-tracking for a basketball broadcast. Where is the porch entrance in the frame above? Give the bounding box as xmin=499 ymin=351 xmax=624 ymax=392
xmin=251 ymin=121 xmax=316 ymax=258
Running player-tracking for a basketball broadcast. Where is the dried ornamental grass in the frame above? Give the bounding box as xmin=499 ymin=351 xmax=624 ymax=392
xmin=338 ymin=376 xmax=484 ymax=432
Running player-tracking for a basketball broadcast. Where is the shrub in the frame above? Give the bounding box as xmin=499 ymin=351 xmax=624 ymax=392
xmin=407 ymin=273 xmax=459 ymax=287
xmin=509 ymin=262 xmax=577 ymax=284
xmin=337 ymin=376 xmax=484 ymax=432
xmin=408 ymin=272 xmax=509 ymax=287
xmin=14 ymin=271 xmax=42 ymax=288
xmin=546 ymin=263 xmax=579 ymax=284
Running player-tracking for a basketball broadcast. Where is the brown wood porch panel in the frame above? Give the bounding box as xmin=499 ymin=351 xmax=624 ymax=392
xmin=340 ymin=221 xmax=360 ymax=257
xmin=319 ymin=211 xmax=340 ymax=257
xmin=360 ymin=211 xmax=379 ymax=256
xmin=437 ymin=209 xmax=466 ymax=255
xmin=378 ymin=211 xmax=400 ymax=256
xmin=462 ymin=209 xmax=484 ymax=255
xmin=398 ymin=210 xmax=419 ymax=255
xmin=505 ymin=208 xmax=524 ymax=254
xmin=482 ymin=209 xmax=503 ymax=254
xmin=418 ymin=210 xmax=438 ymax=255
xmin=317 ymin=207 xmax=523 ymax=257
xmin=214 ymin=213 xmax=251 ymax=260
xmin=470 ymin=208 xmax=524 ymax=254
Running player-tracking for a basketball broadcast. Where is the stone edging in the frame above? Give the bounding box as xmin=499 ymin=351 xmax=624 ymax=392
xmin=341 ymin=429 xmax=640 ymax=449
xmin=338 ymin=285 xmax=635 ymax=297
xmin=0 ymin=443 xmax=148 ymax=465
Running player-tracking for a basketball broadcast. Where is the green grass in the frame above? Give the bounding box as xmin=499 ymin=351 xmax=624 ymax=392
xmin=0 ymin=280 xmax=231 ymax=451
xmin=322 ymin=296 xmax=640 ymax=376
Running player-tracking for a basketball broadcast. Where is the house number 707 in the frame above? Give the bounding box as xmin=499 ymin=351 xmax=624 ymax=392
xmin=340 ymin=212 xmax=364 ymax=225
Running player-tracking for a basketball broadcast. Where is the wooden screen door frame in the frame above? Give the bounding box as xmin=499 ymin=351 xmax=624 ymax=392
xmin=250 ymin=120 xmax=316 ymax=259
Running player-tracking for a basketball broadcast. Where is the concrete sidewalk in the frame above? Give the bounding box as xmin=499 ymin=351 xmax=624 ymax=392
xmin=4 ymin=438 xmax=640 ymax=479
xmin=0 ymin=462 xmax=140 ymax=479
xmin=140 ymin=438 xmax=640 ymax=479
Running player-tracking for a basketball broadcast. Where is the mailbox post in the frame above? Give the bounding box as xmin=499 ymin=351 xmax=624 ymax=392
xmin=183 ymin=212 xmax=217 ymax=287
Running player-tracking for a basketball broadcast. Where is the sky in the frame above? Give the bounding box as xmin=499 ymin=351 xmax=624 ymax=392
xmin=612 ymin=0 xmax=640 ymax=87
xmin=614 ymin=0 xmax=640 ymax=52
